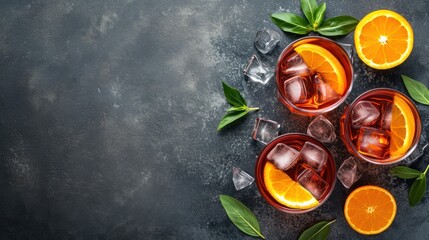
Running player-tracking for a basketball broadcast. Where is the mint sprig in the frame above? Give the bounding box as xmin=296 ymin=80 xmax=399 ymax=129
xmin=217 ymin=81 xmax=259 ymax=131
xmin=271 ymin=0 xmax=358 ymax=36
xmin=391 ymin=164 xmax=429 ymax=206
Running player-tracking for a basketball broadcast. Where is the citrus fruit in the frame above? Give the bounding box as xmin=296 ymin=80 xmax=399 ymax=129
xmin=390 ymin=95 xmax=416 ymax=157
xmin=263 ymin=162 xmax=319 ymax=209
xmin=354 ymin=10 xmax=414 ymax=69
xmin=294 ymin=43 xmax=347 ymax=95
xmin=344 ymin=185 xmax=397 ymax=235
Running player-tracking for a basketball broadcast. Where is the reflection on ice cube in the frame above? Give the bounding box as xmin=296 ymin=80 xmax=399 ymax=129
xmin=380 ymin=101 xmax=393 ymax=130
xmin=297 ymin=166 xmax=329 ymax=200
xmin=252 ymin=118 xmax=281 ymax=144
xmin=232 ymin=167 xmax=254 ymax=190
xmin=307 ymin=115 xmax=336 ymax=143
xmin=280 ymin=53 xmax=311 ymax=78
xmin=313 ymin=74 xmax=340 ymax=105
xmin=283 ymin=75 xmax=313 ymax=104
xmin=356 ymin=127 xmax=389 ymax=159
xmin=267 ymin=143 xmax=300 ymax=171
xmin=254 ymin=29 xmax=281 ymax=54
xmin=243 ymin=55 xmax=274 ymax=84
xmin=352 ymin=101 xmax=380 ymax=128
xmin=299 ymin=141 xmax=327 ymax=172
xmin=337 ymin=157 xmax=361 ymax=189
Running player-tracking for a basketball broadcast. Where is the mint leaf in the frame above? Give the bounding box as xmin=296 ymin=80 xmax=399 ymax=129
xmin=271 ymin=13 xmax=310 ymax=35
xmin=409 ymin=174 xmax=426 ymax=207
xmin=217 ymin=110 xmax=249 ymax=131
xmin=402 ymin=75 xmax=429 ymax=105
xmin=316 ymin=16 xmax=359 ymax=36
xmin=300 ymin=0 xmax=318 ymax=25
xmin=219 ymin=195 xmax=265 ymax=239
xmin=222 ymin=81 xmax=247 ymax=107
xmin=390 ymin=166 xmax=422 ymax=179
xmin=298 ymin=219 xmax=336 ymax=240
xmin=313 ymin=3 xmax=326 ymax=29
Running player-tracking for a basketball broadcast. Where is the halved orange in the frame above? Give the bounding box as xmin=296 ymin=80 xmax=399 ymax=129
xmin=354 ymin=10 xmax=414 ymax=69
xmin=344 ymin=185 xmax=397 ymax=235
xmin=263 ymin=162 xmax=319 ymax=209
xmin=294 ymin=43 xmax=347 ymax=95
xmin=390 ymin=95 xmax=416 ymax=157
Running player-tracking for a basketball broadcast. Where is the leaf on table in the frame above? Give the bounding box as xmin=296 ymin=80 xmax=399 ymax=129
xmin=409 ymin=174 xmax=427 ymax=207
xmin=316 ymin=16 xmax=359 ymax=36
xmin=222 ymin=81 xmax=247 ymax=107
xmin=300 ymin=0 xmax=318 ymax=24
xmin=271 ymin=13 xmax=310 ymax=35
xmin=402 ymin=75 xmax=429 ymax=105
xmin=298 ymin=219 xmax=336 ymax=240
xmin=217 ymin=110 xmax=249 ymax=131
xmin=390 ymin=166 xmax=422 ymax=179
xmin=313 ymin=3 xmax=326 ymax=29
xmin=219 ymin=195 xmax=265 ymax=239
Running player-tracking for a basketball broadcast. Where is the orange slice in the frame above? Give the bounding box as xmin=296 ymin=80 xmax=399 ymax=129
xmin=390 ymin=95 xmax=416 ymax=157
xmin=354 ymin=10 xmax=414 ymax=69
xmin=263 ymin=162 xmax=319 ymax=209
xmin=344 ymin=185 xmax=397 ymax=235
xmin=294 ymin=43 xmax=347 ymax=95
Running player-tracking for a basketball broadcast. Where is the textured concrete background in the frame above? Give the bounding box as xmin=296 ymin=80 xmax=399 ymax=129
xmin=0 ymin=0 xmax=428 ymax=239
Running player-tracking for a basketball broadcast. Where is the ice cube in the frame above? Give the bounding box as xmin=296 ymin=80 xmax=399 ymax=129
xmin=356 ymin=127 xmax=390 ymax=159
xmin=313 ymin=74 xmax=340 ymax=105
xmin=232 ymin=167 xmax=255 ymax=190
xmin=337 ymin=157 xmax=361 ymax=189
xmin=254 ymin=29 xmax=281 ymax=54
xmin=280 ymin=53 xmax=311 ymax=78
xmin=299 ymin=141 xmax=328 ymax=172
xmin=297 ymin=166 xmax=329 ymax=200
xmin=403 ymin=135 xmax=428 ymax=165
xmin=338 ymin=42 xmax=353 ymax=61
xmin=380 ymin=101 xmax=393 ymax=130
xmin=307 ymin=115 xmax=337 ymax=143
xmin=243 ymin=55 xmax=274 ymax=84
xmin=267 ymin=143 xmax=300 ymax=171
xmin=352 ymin=101 xmax=380 ymax=128
xmin=283 ymin=75 xmax=313 ymax=104
xmin=251 ymin=118 xmax=281 ymax=144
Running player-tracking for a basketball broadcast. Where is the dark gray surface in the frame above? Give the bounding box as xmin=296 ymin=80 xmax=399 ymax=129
xmin=0 ymin=0 xmax=428 ymax=239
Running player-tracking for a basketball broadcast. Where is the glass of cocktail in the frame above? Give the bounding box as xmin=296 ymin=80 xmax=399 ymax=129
xmin=276 ymin=36 xmax=353 ymax=116
xmin=255 ymin=133 xmax=336 ymax=214
xmin=340 ymin=88 xmax=422 ymax=164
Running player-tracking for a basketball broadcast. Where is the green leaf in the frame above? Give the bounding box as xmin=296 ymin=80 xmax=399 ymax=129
xmin=409 ymin=174 xmax=427 ymax=207
xmin=298 ymin=219 xmax=336 ymax=240
xmin=226 ymin=106 xmax=247 ymax=113
xmin=300 ymin=0 xmax=318 ymax=24
xmin=313 ymin=3 xmax=326 ymax=29
xmin=390 ymin=166 xmax=422 ymax=179
xmin=219 ymin=195 xmax=265 ymax=239
xmin=402 ymin=75 xmax=429 ymax=105
xmin=271 ymin=13 xmax=310 ymax=35
xmin=217 ymin=110 xmax=249 ymax=131
xmin=222 ymin=81 xmax=247 ymax=107
xmin=316 ymin=16 xmax=359 ymax=36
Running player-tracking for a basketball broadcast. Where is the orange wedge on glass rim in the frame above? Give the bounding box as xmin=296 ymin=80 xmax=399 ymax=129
xmin=354 ymin=10 xmax=414 ymax=69
xmin=390 ymin=95 xmax=416 ymax=158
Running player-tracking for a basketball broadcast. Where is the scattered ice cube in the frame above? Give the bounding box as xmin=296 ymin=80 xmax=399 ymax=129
xmin=313 ymin=74 xmax=340 ymax=105
xmin=356 ymin=127 xmax=390 ymax=159
xmin=352 ymin=101 xmax=380 ymax=127
xmin=283 ymin=75 xmax=313 ymax=104
xmin=232 ymin=167 xmax=255 ymax=190
xmin=254 ymin=29 xmax=281 ymax=54
xmin=280 ymin=53 xmax=311 ymax=78
xmin=403 ymin=135 xmax=428 ymax=165
xmin=299 ymin=141 xmax=328 ymax=172
xmin=243 ymin=55 xmax=274 ymax=84
xmin=252 ymin=118 xmax=281 ymax=144
xmin=297 ymin=167 xmax=329 ymax=200
xmin=267 ymin=143 xmax=300 ymax=171
xmin=337 ymin=157 xmax=361 ymax=189
xmin=338 ymin=42 xmax=353 ymax=61
xmin=380 ymin=101 xmax=393 ymax=130
xmin=307 ymin=115 xmax=336 ymax=143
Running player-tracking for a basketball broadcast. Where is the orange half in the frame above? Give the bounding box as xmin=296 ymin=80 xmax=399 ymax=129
xmin=390 ymin=95 xmax=416 ymax=157
xmin=344 ymin=185 xmax=397 ymax=235
xmin=354 ymin=10 xmax=414 ymax=69
xmin=295 ymin=43 xmax=347 ymax=95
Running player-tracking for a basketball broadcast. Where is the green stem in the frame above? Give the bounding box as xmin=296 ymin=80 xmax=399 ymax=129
xmin=247 ymin=107 xmax=260 ymax=112
xmin=423 ymin=164 xmax=429 ymax=175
